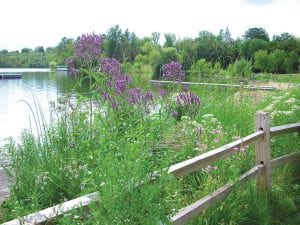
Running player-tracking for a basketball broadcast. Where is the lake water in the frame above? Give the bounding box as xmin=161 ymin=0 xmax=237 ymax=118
xmin=0 ymin=69 xmax=81 ymax=145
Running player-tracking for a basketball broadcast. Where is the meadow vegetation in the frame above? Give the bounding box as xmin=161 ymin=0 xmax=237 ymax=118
xmin=0 ymin=33 xmax=299 ymax=225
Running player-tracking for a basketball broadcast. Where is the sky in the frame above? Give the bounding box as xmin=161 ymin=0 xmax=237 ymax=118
xmin=1 ymin=0 xmax=300 ymax=51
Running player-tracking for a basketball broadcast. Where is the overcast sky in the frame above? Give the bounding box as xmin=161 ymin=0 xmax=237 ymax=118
xmin=1 ymin=0 xmax=300 ymax=51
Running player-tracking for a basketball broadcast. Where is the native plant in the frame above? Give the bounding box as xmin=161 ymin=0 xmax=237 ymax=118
xmin=65 ymin=33 xmax=104 ymax=74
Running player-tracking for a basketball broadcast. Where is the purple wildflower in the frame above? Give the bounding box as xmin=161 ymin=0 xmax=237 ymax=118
xmin=174 ymin=92 xmax=201 ymax=118
xmin=65 ymin=57 xmax=77 ymax=75
xmin=159 ymin=89 xmax=168 ymax=98
xmin=100 ymin=58 xmax=132 ymax=95
xmin=100 ymin=58 xmax=121 ymax=77
xmin=101 ymin=91 xmax=118 ymax=111
xmin=126 ymin=88 xmax=154 ymax=112
xmin=176 ymin=92 xmax=200 ymax=106
xmin=114 ymin=78 xmax=127 ymax=94
xmin=106 ymin=79 xmax=112 ymax=87
xmin=142 ymin=91 xmax=153 ymax=105
xmin=233 ymin=144 xmax=249 ymax=153
xmin=171 ymin=110 xmax=179 ymax=119
xmin=75 ymin=33 xmax=104 ymax=62
xmin=162 ymin=61 xmax=185 ymax=82
xmin=127 ymin=88 xmax=142 ymax=105
xmin=114 ymin=75 xmax=132 ymax=95
xmin=114 ymin=79 xmax=126 ymax=94
xmin=101 ymin=91 xmax=110 ymax=101
xmin=111 ymin=99 xmax=118 ymax=111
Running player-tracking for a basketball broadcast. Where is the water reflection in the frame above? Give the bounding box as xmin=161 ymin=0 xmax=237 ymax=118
xmin=0 ymin=69 xmax=83 ymax=144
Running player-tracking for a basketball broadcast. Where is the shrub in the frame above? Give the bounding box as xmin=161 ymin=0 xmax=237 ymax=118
xmin=231 ymin=58 xmax=252 ymax=77
xmin=190 ymin=58 xmax=213 ymax=78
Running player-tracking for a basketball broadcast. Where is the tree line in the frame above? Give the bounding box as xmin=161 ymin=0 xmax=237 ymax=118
xmin=1 ymin=26 xmax=300 ymax=77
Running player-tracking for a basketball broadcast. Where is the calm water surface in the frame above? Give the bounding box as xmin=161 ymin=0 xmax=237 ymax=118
xmin=0 ymin=69 xmax=81 ymax=145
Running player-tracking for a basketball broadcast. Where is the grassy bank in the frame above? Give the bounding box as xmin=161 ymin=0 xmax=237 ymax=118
xmin=255 ymin=73 xmax=300 ymax=83
xmin=0 ymin=70 xmax=299 ymax=224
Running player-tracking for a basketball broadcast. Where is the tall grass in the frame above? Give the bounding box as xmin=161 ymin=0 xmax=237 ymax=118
xmin=1 ymin=70 xmax=299 ymax=224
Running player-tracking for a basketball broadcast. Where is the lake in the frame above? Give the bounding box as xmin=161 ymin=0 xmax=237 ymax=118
xmin=0 ymin=68 xmax=81 ymax=146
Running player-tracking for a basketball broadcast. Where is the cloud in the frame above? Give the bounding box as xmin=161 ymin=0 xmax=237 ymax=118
xmin=243 ymin=0 xmax=274 ymax=5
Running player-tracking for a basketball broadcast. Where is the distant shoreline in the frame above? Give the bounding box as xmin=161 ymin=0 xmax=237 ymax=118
xmin=0 ymin=68 xmax=50 ymax=73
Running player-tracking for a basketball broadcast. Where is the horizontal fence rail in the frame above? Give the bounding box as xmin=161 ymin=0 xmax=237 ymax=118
xmin=170 ymin=165 xmax=264 ymax=225
xmin=2 ymin=192 xmax=99 ymax=225
xmin=271 ymin=151 xmax=300 ymax=168
xmin=270 ymin=123 xmax=300 ymax=136
xmin=150 ymin=80 xmax=278 ymax=91
xmin=168 ymin=130 xmax=264 ymax=177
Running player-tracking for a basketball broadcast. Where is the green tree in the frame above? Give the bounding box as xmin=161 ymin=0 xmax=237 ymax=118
xmin=287 ymin=51 xmax=299 ymax=72
xmin=0 ymin=51 xmax=49 ymax=68
xmin=21 ymin=48 xmax=32 ymax=53
xmin=54 ymin=37 xmax=74 ymax=65
xmin=175 ymin=38 xmax=197 ymax=70
xmin=272 ymin=32 xmax=298 ymax=53
xmin=164 ymin=33 xmax=176 ymax=47
xmin=104 ymin=25 xmax=141 ymax=63
xmin=35 ymin=46 xmax=45 ymax=53
xmin=269 ymin=49 xmax=287 ymax=73
xmin=273 ymin=32 xmax=294 ymax=42
xmin=254 ymin=50 xmax=269 ymax=72
xmin=151 ymin=32 xmax=160 ymax=45
xmin=217 ymin=28 xmax=238 ymax=67
xmin=135 ymin=41 xmax=158 ymax=65
xmin=190 ymin=58 xmax=213 ymax=78
xmin=220 ymin=27 xmax=234 ymax=43
xmin=212 ymin=62 xmax=223 ymax=75
xmin=0 ymin=49 xmax=8 ymax=54
xmin=196 ymin=31 xmax=218 ymax=62
xmin=231 ymin=58 xmax=252 ymax=77
xmin=244 ymin=27 xmax=269 ymax=41
xmin=239 ymin=39 xmax=269 ymax=60
xmin=104 ymin=25 xmax=122 ymax=60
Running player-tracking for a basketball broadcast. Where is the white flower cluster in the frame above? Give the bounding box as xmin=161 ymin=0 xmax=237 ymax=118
xmin=35 ymin=171 xmax=51 ymax=190
xmin=262 ymin=91 xmax=299 ymax=119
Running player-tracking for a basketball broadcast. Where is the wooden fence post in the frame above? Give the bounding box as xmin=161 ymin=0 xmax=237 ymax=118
xmin=255 ymin=112 xmax=271 ymax=196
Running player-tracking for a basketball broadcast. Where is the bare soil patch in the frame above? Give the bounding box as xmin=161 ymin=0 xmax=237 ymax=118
xmin=250 ymin=81 xmax=297 ymax=90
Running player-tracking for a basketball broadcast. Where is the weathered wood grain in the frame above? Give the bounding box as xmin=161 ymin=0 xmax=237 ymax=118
xmin=271 ymin=151 xmax=300 ymax=168
xmin=270 ymin=123 xmax=300 ymax=137
xmin=255 ymin=112 xmax=271 ymax=194
xmin=2 ymin=192 xmax=99 ymax=225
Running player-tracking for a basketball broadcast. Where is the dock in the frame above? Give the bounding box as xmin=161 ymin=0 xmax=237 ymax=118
xmin=55 ymin=65 xmax=68 ymax=71
xmin=0 ymin=73 xmax=22 ymax=79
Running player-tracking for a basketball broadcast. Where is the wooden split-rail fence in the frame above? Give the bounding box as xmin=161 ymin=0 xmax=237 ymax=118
xmin=168 ymin=112 xmax=300 ymax=225
xmin=150 ymin=80 xmax=279 ymax=91
xmin=2 ymin=112 xmax=300 ymax=225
